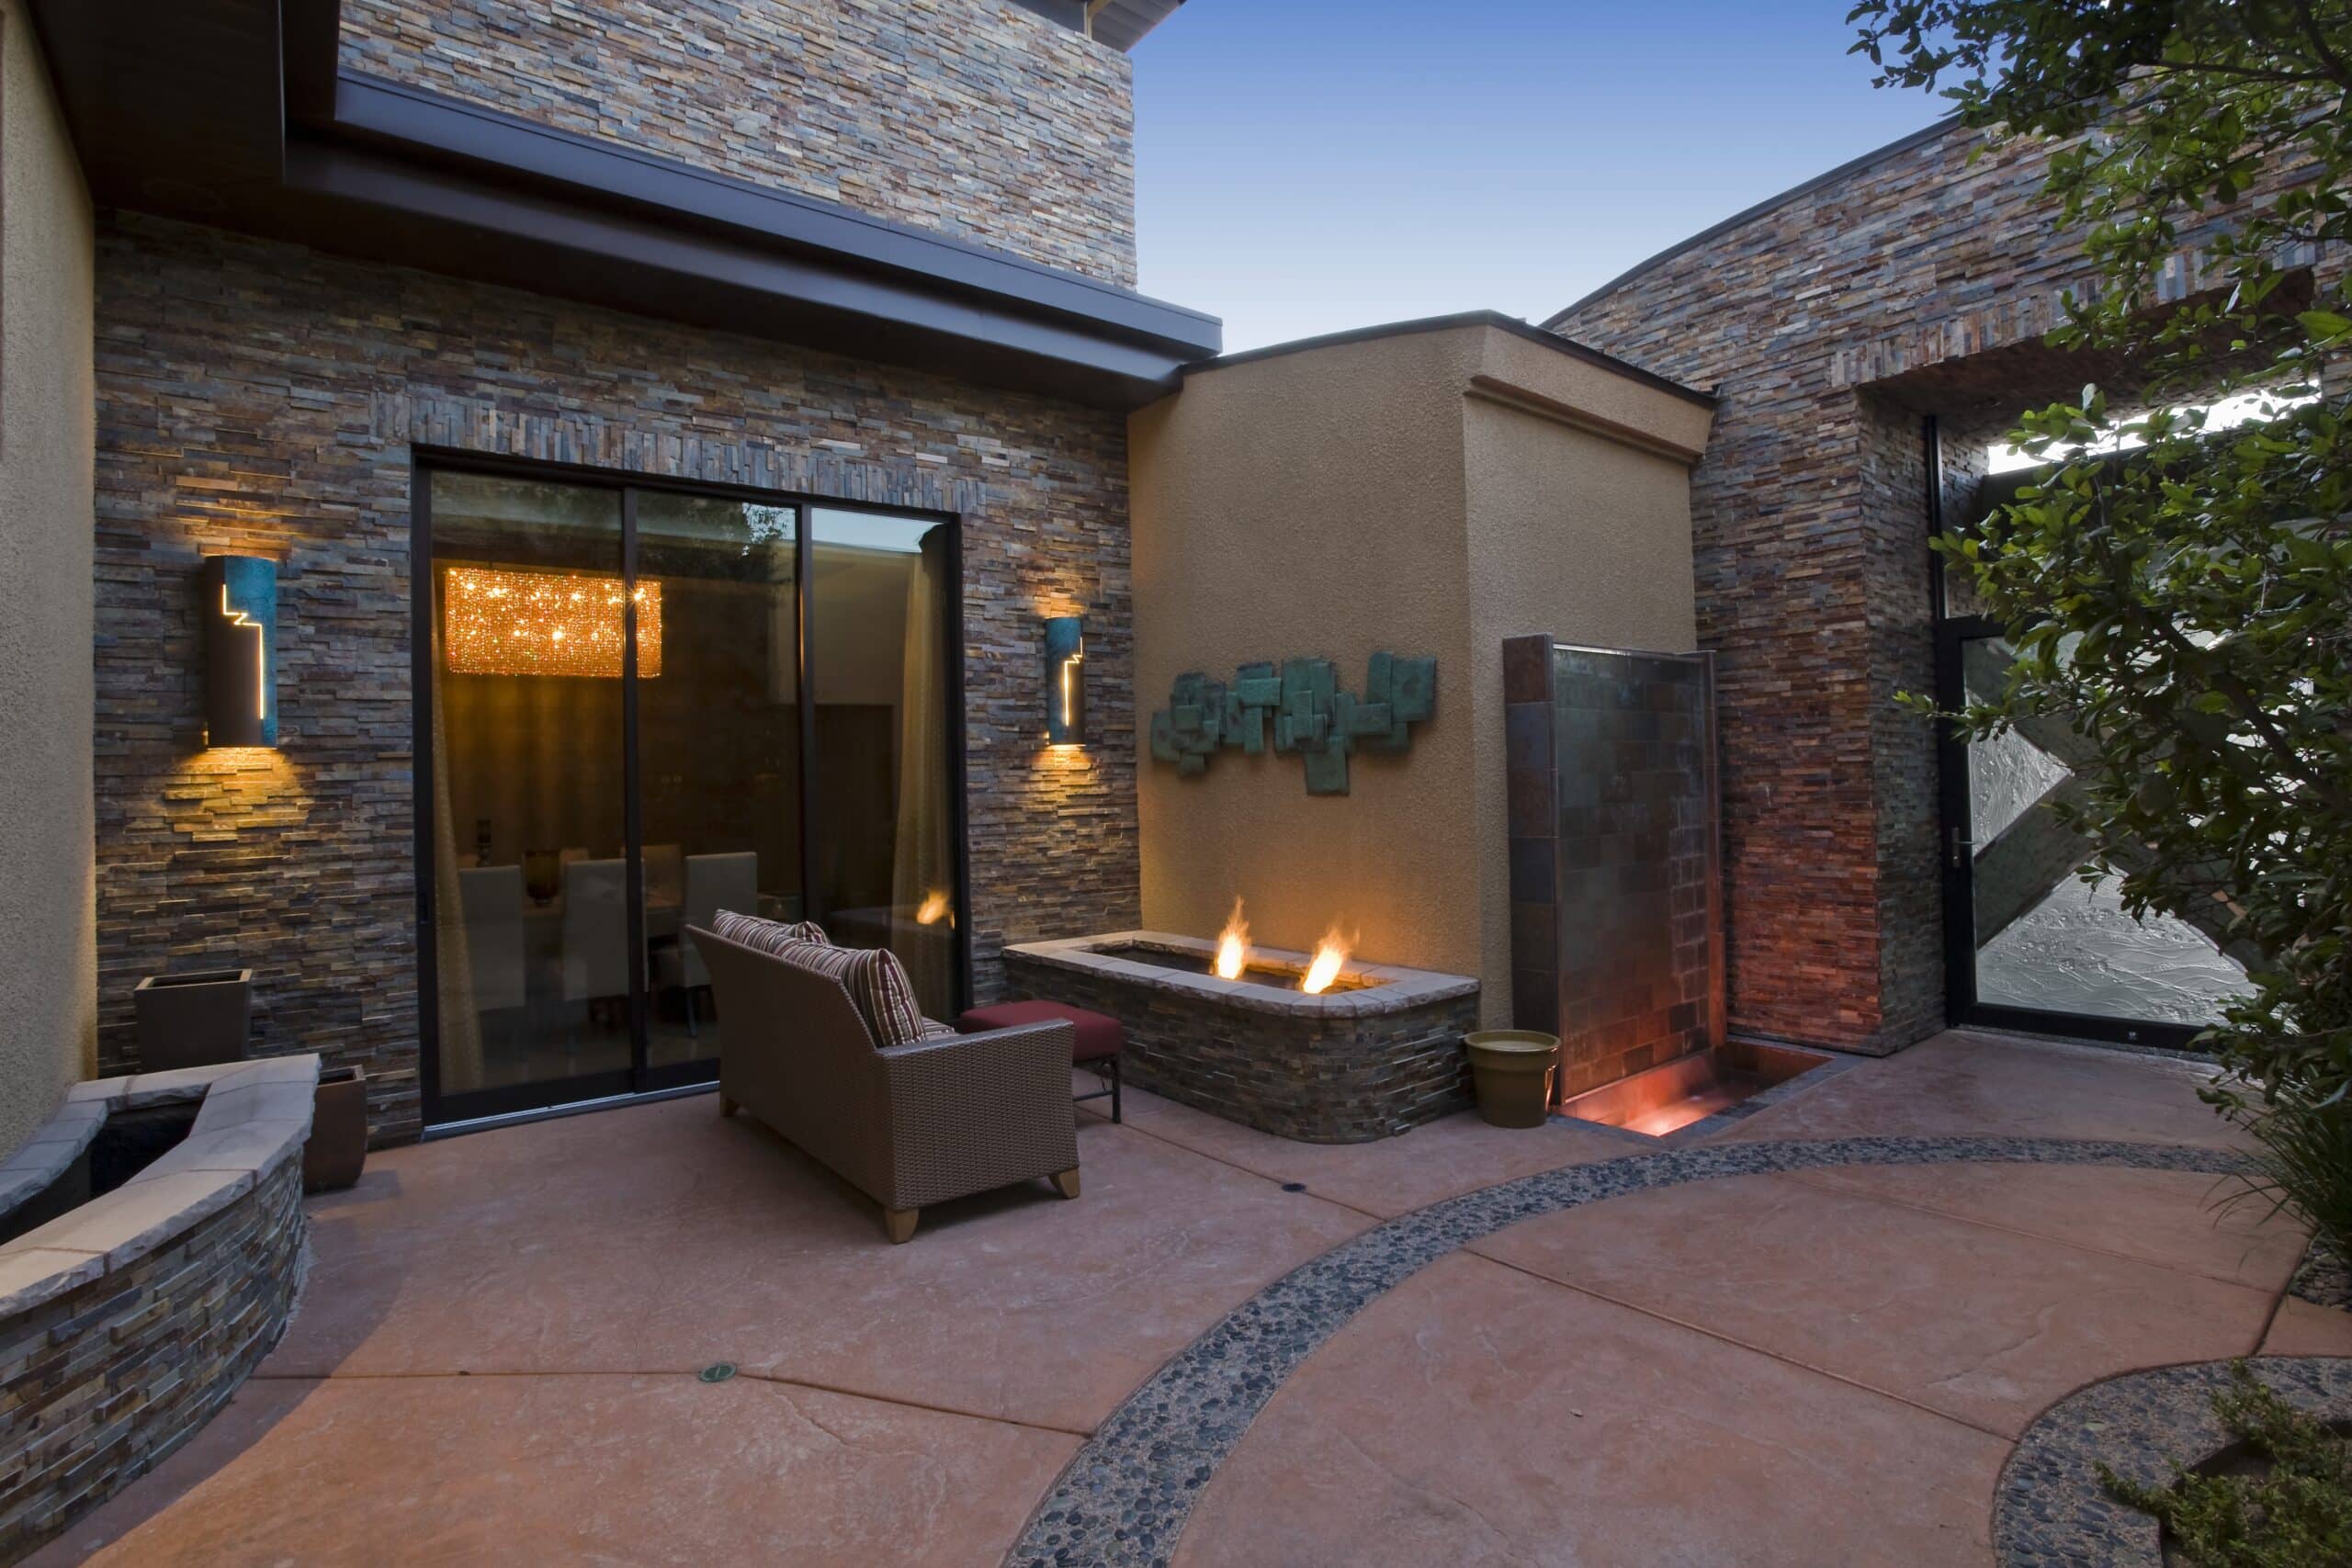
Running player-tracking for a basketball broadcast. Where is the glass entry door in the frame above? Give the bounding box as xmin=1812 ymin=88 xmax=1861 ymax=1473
xmin=418 ymin=465 xmax=966 ymax=1126
xmin=1936 ymin=626 xmax=2250 ymax=1045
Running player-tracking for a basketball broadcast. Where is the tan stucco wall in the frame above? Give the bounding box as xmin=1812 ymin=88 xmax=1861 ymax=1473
xmin=1131 ymin=321 xmax=1707 ymax=1027
xmin=1131 ymin=327 xmax=1484 ymax=996
xmin=1462 ymin=392 xmax=1700 ymax=1032
xmin=0 ymin=0 xmax=96 ymax=1153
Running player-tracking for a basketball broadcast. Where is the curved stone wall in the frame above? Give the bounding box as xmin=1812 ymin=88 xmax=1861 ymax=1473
xmin=0 ymin=1058 xmax=315 ymax=1557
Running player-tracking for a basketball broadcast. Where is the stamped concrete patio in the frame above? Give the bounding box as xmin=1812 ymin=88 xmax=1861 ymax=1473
xmin=31 ymin=1031 xmax=2350 ymax=1566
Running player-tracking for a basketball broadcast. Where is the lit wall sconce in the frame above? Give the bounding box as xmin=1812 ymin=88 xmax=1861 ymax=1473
xmin=1045 ymin=615 xmax=1086 ymax=746
xmin=202 ymin=556 xmax=277 ymax=748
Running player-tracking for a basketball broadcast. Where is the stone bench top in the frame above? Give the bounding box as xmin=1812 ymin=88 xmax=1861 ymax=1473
xmin=1005 ymin=931 xmax=1480 ymax=1018
xmin=0 ymin=1055 xmax=320 ymax=1319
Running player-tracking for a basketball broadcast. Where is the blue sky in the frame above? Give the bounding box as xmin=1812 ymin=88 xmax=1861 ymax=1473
xmin=1129 ymin=1 xmax=1945 ymax=350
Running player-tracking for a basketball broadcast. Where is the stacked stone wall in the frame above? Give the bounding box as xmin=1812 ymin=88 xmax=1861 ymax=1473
xmin=1551 ymin=123 xmax=2319 ymax=1051
xmin=341 ymin=0 xmax=1139 ymax=287
xmin=94 ymin=214 xmax=1139 ymax=1141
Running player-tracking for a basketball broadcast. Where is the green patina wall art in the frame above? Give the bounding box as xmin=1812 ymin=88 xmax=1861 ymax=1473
xmin=1148 ymin=653 xmax=1436 ymax=795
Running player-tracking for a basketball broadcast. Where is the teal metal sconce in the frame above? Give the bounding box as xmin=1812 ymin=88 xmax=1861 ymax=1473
xmin=203 ymin=556 xmax=277 ymax=747
xmin=1045 ymin=615 xmax=1085 ymax=745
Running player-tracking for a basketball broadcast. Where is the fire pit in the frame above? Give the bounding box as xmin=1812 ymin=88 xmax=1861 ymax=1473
xmin=1001 ymin=930 xmax=1479 ymax=1144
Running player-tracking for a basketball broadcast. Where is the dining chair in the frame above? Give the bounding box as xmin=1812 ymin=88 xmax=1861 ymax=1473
xmin=457 ymin=864 xmax=527 ymax=1013
xmin=658 ymin=852 xmax=758 ymax=1036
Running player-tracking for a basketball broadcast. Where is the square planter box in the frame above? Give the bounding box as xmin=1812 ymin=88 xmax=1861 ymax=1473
xmin=304 ymin=1066 xmax=368 ymax=1193
xmin=132 ymin=969 xmax=253 ymax=1072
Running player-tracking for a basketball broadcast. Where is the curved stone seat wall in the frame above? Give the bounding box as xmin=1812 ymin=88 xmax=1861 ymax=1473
xmin=0 ymin=1056 xmax=317 ymax=1557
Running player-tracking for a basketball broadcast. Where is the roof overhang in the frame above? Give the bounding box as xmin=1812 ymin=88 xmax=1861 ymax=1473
xmin=28 ymin=0 xmax=1220 ymax=410
xmin=1009 ymin=0 xmax=1186 ymax=51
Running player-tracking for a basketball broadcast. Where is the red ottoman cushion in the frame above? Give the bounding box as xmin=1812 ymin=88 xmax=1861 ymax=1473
xmin=959 ymin=1001 xmax=1124 ymax=1062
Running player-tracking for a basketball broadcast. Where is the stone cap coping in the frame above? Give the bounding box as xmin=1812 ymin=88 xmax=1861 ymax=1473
xmin=1004 ymin=931 xmax=1479 ymax=1020
xmin=0 ymin=1055 xmax=321 ymax=1319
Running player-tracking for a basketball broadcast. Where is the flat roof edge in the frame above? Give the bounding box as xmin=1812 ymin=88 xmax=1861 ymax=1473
xmin=334 ymin=72 xmax=1223 ymax=352
xmin=1182 ymin=310 xmax=1715 ymax=408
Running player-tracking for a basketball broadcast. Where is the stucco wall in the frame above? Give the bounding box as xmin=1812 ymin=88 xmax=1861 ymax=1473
xmin=1130 ymin=321 xmax=1705 ymax=1027
xmin=1130 ymin=328 xmax=1480 ymax=996
xmin=340 ymin=0 xmax=1139 ymax=287
xmin=0 ymin=0 xmax=96 ymax=1153
xmin=1463 ymin=390 xmax=1699 ymax=1037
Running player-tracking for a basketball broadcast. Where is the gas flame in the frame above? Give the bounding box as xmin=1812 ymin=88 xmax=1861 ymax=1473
xmin=1300 ymin=927 xmax=1351 ymax=995
xmin=914 ymin=889 xmax=953 ymax=927
xmin=1214 ymin=899 xmax=1250 ymax=980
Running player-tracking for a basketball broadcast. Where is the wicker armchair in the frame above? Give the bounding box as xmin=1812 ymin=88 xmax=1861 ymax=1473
xmin=691 ymin=926 xmax=1080 ymax=1243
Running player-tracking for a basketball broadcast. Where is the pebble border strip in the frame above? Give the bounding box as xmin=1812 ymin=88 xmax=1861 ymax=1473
xmin=1006 ymin=1134 xmax=2258 ymax=1568
xmin=1996 ymin=1356 xmax=2352 ymax=1566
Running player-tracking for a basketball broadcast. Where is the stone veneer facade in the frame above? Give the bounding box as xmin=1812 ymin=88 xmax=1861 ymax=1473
xmin=1547 ymin=122 xmax=2325 ymax=1055
xmin=340 ymin=0 xmax=1140 ymax=288
xmin=0 ymin=1156 xmax=304 ymax=1557
xmin=92 ymin=213 xmax=1139 ymax=1144
xmin=1002 ymin=935 xmax=1480 ymax=1143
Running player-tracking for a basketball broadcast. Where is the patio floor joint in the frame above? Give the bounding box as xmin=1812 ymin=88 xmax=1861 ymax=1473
xmin=246 ymin=1365 xmax=1098 ymax=1439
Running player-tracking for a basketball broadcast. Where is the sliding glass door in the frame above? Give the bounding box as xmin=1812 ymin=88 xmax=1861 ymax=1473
xmin=417 ymin=462 xmax=966 ymax=1127
xmin=807 ymin=509 xmax=961 ymax=1018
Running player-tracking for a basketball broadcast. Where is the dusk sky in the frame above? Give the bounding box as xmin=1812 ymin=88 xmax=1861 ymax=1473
xmin=1129 ymin=1 xmax=1946 ymax=350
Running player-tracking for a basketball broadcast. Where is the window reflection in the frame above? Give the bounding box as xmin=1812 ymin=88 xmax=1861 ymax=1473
xmin=808 ymin=509 xmax=960 ymax=1017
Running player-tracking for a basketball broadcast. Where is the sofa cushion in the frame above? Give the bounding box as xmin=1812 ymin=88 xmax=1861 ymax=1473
xmin=764 ymin=939 xmax=929 ymax=1048
xmin=959 ymin=1001 xmax=1124 ymax=1062
xmin=710 ymin=909 xmax=830 ymax=953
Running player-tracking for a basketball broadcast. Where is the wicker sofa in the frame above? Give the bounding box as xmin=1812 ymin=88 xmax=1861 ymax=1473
xmin=691 ymin=925 xmax=1080 ymax=1242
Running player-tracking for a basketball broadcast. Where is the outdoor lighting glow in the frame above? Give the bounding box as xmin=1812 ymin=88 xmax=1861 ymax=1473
xmin=201 ymin=556 xmax=277 ymax=748
xmin=1214 ymin=898 xmax=1250 ymax=980
xmin=1044 ymin=615 xmax=1086 ymax=745
xmin=443 ymin=566 xmax=661 ymax=679
xmin=219 ymin=586 xmax=265 ymax=719
xmin=1622 ymin=1099 xmax=1721 ymax=1137
xmin=1300 ymin=926 xmax=1351 ymax=995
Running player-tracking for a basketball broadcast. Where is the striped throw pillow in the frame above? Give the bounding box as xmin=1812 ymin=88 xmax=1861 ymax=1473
xmin=764 ymin=940 xmax=929 ymax=1049
xmin=710 ymin=909 xmax=830 ymax=953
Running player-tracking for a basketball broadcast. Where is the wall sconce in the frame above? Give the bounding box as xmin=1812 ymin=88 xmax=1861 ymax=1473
xmin=202 ymin=556 xmax=277 ymax=748
xmin=1045 ymin=615 xmax=1086 ymax=746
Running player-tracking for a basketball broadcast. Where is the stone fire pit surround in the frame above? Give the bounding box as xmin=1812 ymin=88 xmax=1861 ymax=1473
xmin=1002 ymin=932 xmax=1479 ymax=1143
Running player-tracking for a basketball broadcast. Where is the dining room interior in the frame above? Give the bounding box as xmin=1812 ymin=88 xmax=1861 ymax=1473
xmin=422 ymin=467 xmax=964 ymax=1122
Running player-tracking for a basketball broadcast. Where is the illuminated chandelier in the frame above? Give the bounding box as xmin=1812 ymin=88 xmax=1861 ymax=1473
xmin=442 ymin=566 xmax=662 ymax=679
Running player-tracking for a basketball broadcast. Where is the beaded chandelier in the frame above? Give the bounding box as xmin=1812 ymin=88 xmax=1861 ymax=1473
xmin=441 ymin=565 xmax=662 ymax=679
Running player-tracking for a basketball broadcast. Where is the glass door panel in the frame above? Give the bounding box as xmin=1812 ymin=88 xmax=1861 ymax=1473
xmin=422 ymin=473 xmax=967 ymax=1127
xmin=633 ymin=491 xmax=803 ymax=1076
xmin=807 ymin=508 xmax=962 ymax=1019
xmin=1949 ymin=634 xmax=2249 ymax=1037
xmin=427 ymin=471 xmax=634 ymax=1105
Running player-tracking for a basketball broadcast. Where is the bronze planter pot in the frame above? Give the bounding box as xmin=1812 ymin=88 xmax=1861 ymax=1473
xmin=304 ymin=1066 xmax=368 ymax=1193
xmin=131 ymin=969 xmax=253 ymax=1072
xmin=1464 ymin=1031 xmax=1560 ymax=1129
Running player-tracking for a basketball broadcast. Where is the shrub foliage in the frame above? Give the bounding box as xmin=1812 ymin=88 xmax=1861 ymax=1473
xmin=1850 ymin=1 xmax=2352 ymax=1255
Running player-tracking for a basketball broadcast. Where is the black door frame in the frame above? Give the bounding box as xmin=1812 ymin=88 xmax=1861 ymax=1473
xmin=1927 ymin=420 xmax=2206 ymax=1050
xmin=413 ymin=448 xmax=974 ymax=1128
